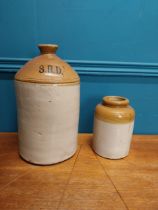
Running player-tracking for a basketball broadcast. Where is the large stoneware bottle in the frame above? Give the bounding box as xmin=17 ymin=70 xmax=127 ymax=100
xmin=15 ymin=44 xmax=80 ymax=165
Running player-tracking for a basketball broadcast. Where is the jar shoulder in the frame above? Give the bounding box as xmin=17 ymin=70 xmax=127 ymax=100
xmin=95 ymin=104 xmax=135 ymax=124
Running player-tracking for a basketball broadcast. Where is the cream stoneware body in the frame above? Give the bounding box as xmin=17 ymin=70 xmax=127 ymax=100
xmin=93 ymin=96 xmax=135 ymax=159
xmin=15 ymin=44 xmax=80 ymax=165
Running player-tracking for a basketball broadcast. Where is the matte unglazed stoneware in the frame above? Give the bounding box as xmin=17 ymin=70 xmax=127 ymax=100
xmin=15 ymin=44 xmax=80 ymax=165
xmin=93 ymin=96 xmax=135 ymax=159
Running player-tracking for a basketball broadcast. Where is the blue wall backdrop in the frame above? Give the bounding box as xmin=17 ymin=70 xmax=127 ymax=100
xmin=0 ymin=0 xmax=158 ymax=133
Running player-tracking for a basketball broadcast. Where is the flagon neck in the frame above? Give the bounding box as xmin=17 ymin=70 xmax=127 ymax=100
xmin=38 ymin=44 xmax=58 ymax=54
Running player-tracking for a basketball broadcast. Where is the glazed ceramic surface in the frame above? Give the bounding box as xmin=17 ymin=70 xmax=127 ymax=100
xmin=15 ymin=44 xmax=80 ymax=165
xmin=15 ymin=44 xmax=79 ymax=84
xmin=93 ymin=96 xmax=135 ymax=159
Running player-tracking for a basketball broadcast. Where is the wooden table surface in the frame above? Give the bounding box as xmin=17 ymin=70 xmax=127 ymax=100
xmin=0 ymin=133 xmax=158 ymax=210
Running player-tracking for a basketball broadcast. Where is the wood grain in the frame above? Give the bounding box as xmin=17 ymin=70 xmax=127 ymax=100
xmin=0 ymin=133 xmax=158 ymax=210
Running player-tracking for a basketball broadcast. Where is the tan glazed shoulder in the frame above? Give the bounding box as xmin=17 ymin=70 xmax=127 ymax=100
xmin=95 ymin=96 xmax=135 ymax=124
xmin=15 ymin=44 xmax=80 ymax=84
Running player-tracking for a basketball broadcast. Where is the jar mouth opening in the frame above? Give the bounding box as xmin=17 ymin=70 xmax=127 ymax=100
xmin=102 ymin=96 xmax=129 ymax=106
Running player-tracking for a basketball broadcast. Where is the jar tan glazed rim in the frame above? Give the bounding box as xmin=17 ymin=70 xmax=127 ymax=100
xmin=102 ymin=96 xmax=129 ymax=107
xmin=95 ymin=96 xmax=135 ymax=124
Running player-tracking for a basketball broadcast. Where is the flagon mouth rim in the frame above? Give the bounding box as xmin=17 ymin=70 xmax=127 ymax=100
xmin=38 ymin=44 xmax=59 ymax=54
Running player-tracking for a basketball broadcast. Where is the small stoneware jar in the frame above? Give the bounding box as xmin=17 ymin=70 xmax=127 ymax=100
xmin=93 ymin=96 xmax=135 ymax=159
xmin=15 ymin=44 xmax=80 ymax=165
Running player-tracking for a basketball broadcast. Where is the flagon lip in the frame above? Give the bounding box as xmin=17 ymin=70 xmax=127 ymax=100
xmin=38 ymin=44 xmax=58 ymax=47
xmin=38 ymin=44 xmax=59 ymax=54
xmin=102 ymin=96 xmax=129 ymax=107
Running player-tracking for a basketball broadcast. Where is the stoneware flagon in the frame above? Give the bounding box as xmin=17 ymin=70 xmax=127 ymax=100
xmin=15 ymin=44 xmax=80 ymax=165
xmin=93 ymin=96 xmax=135 ymax=159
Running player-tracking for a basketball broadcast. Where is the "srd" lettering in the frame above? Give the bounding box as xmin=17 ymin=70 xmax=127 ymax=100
xmin=39 ymin=65 xmax=63 ymax=75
